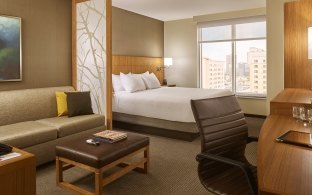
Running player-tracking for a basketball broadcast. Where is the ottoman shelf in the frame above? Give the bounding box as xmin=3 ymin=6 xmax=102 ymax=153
xmin=55 ymin=132 xmax=149 ymax=195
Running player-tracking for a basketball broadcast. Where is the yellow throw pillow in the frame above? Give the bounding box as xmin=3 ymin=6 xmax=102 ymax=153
xmin=56 ymin=92 xmax=68 ymax=117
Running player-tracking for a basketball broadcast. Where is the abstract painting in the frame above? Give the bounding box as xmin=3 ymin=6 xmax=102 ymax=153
xmin=0 ymin=15 xmax=21 ymax=81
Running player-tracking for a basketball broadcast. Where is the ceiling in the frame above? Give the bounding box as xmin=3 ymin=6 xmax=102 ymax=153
xmin=112 ymin=0 xmax=266 ymax=21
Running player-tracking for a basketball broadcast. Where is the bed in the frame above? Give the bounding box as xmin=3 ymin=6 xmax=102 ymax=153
xmin=112 ymin=55 xmax=232 ymax=141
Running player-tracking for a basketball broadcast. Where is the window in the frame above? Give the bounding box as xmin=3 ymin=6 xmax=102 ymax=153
xmin=198 ymin=16 xmax=266 ymax=97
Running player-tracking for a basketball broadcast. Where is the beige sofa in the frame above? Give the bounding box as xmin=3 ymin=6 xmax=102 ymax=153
xmin=0 ymin=86 xmax=106 ymax=165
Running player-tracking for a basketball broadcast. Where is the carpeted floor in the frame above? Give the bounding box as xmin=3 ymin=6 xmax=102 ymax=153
xmin=36 ymin=117 xmax=264 ymax=195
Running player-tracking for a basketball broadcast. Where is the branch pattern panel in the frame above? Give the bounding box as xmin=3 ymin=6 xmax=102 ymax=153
xmin=76 ymin=0 xmax=106 ymax=115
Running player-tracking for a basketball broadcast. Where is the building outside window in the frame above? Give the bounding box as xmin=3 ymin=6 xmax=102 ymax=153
xmin=198 ymin=16 xmax=266 ymax=97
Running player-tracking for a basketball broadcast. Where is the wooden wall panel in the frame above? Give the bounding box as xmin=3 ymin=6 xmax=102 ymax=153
xmin=106 ymin=0 xmax=112 ymax=129
xmin=112 ymin=55 xmax=164 ymax=83
xmin=284 ymin=0 xmax=312 ymax=88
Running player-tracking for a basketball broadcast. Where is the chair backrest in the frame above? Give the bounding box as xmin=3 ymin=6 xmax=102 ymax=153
xmin=191 ymin=95 xmax=248 ymax=160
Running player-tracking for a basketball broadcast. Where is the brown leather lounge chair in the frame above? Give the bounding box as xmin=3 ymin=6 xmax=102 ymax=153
xmin=191 ymin=95 xmax=258 ymax=195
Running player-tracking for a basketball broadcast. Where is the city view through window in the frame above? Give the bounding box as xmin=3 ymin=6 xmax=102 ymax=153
xmin=199 ymin=20 xmax=266 ymax=97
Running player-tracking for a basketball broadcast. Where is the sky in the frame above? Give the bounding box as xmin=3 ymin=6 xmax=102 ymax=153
xmin=201 ymin=40 xmax=266 ymax=63
xmin=200 ymin=21 xmax=266 ymax=63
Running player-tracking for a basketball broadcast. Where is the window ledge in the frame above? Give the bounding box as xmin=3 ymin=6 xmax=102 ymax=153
xmin=236 ymin=95 xmax=267 ymax=100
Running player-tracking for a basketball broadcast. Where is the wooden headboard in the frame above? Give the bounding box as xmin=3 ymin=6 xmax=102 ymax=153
xmin=112 ymin=55 xmax=164 ymax=83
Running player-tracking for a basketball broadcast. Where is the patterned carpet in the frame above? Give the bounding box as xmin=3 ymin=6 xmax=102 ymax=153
xmin=36 ymin=117 xmax=264 ymax=195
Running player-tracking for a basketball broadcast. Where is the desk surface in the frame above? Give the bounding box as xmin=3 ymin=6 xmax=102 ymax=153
xmin=258 ymin=115 xmax=312 ymax=195
xmin=270 ymin=88 xmax=312 ymax=115
xmin=0 ymin=147 xmax=34 ymax=166
xmin=271 ymin=88 xmax=312 ymax=104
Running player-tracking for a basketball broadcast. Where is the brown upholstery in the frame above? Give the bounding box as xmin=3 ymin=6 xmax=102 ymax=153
xmin=191 ymin=95 xmax=258 ymax=195
xmin=56 ymin=132 xmax=149 ymax=168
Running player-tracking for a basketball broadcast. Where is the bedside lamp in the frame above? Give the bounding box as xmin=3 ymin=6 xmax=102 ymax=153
xmin=164 ymin=57 xmax=173 ymax=67
xmin=157 ymin=57 xmax=173 ymax=71
xmin=159 ymin=57 xmax=173 ymax=85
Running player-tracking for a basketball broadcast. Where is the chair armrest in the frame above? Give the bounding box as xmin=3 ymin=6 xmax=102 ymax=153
xmin=196 ymin=152 xmax=258 ymax=195
xmin=247 ymin=136 xmax=258 ymax=143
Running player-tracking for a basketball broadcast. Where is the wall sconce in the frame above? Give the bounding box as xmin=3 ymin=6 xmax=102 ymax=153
xmin=157 ymin=57 xmax=173 ymax=71
xmin=308 ymin=27 xmax=312 ymax=59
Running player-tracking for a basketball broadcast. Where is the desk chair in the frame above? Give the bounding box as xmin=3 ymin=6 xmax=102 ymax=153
xmin=191 ymin=95 xmax=258 ymax=195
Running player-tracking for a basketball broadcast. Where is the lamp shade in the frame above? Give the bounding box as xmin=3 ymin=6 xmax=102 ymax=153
xmin=164 ymin=58 xmax=173 ymax=66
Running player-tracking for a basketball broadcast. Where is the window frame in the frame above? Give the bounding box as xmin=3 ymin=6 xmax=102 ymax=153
xmin=198 ymin=16 xmax=267 ymax=98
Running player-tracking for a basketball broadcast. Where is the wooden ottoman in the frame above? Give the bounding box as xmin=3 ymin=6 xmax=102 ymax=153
xmin=55 ymin=132 xmax=149 ymax=195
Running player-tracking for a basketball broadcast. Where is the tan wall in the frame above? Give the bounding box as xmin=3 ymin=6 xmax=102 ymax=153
xmin=164 ymin=19 xmax=197 ymax=87
xmin=112 ymin=7 xmax=164 ymax=57
xmin=239 ymin=98 xmax=267 ymax=116
xmin=0 ymin=0 xmax=72 ymax=91
xmin=266 ymin=0 xmax=294 ymax=115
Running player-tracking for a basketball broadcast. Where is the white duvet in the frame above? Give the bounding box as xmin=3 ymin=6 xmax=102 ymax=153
xmin=113 ymin=87 xmax=233 ymax=123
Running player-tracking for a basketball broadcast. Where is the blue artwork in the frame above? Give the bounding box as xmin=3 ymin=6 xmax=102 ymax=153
xmin=0 ymin=15 xmax=21 ymax=81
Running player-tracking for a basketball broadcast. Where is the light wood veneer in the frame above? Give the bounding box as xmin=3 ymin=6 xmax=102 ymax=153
xmin=112 ymin=55 xmax=164 ymax=83
xmin=270 ymin=88 xmax=312 ymax=115
xmin=0 ymin=148 xmax=36 ymax=195
xmin=284 ymin=0 xmax=312 ymax=88
xmin=106 ymin=0 xmax=112 ymax=129
xmin=258 ymin=115 xmax=312 ymax=195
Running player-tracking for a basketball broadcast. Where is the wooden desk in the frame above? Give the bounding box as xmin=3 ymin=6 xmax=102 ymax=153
xmin=258 ymin=115 xmax=312 ymax=194
xmin=0 ymin=148 xmax=36 ymax=195
xmin=270 ymin=88 xmax=312 ymax=115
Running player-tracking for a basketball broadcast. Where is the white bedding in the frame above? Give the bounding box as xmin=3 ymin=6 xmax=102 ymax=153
xmin=113 ymin=87 xmax=233 ymax=123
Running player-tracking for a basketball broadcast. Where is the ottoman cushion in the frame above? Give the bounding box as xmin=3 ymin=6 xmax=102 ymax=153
xmin=56 ymin=132 xmax=149 ymax=168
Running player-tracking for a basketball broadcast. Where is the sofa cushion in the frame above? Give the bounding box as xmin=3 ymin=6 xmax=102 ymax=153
xmin=65 ymin=91 xmax=93 ymax=117
xmin=37 ymin=114 xmax=105 ymax=138
xmin=0 ymin=86 xmax=75 ymax=126
xmin=56 ymin=91 xmax=68 ymax=117
xmin=0 ymin=121 xmax=58 ymax=148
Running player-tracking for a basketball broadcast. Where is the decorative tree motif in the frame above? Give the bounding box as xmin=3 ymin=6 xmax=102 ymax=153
xmin=76 ymin=0 xmax=106 ymax=115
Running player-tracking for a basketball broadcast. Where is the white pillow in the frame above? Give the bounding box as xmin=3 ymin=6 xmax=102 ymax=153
xmin=142 ymin=73 xmax=161 ymax=89
xmin=120 ymin=73 xmax=146 ymax=92
xmin=133 ymin=71 xmax=149 ymax=76
xmin=141 ymin=71 xmax=149 ymax=76
xmin=112 ymin=74 xmax=125 ymax=92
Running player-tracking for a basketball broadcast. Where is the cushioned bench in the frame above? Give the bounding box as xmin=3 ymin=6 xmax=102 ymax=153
xmin=55 ymin=132 xmax=149 ymax=195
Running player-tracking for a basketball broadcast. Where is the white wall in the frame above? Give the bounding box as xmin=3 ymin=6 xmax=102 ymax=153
xmin=164 ymin=9 xmax=267 ymax=115
xmin=164 ymin=19 xmax=197 ymax=87
xmin=266 ymin=0 xmax=293 ymax=115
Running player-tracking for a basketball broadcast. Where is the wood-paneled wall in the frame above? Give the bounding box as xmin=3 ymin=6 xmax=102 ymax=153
xmin=284 ymin=0 xmax=312 ymax=88
xmin=112 ymin=55 xmax=164 ymax=83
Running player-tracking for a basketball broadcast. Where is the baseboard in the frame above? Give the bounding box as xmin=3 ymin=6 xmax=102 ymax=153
xmin=244 ymin=113 xmax=267 ymax=119
xmin=113 ymin=121 xmax=199 ymax=142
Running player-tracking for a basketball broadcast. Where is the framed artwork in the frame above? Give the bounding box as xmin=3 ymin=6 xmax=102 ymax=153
xmin=0 ymin=15 xmax=22 ymax=81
